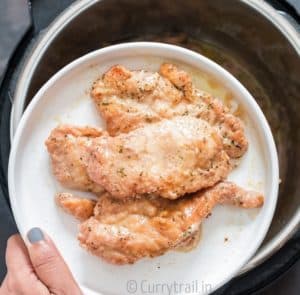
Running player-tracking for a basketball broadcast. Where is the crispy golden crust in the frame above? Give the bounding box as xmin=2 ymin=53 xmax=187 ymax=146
xmin=45 ymin=125 xmax=105 ymax=193
xmin=91 ymin=63 xmax=248 ymax=159
xmin=78 ymin=182 xmax=264 ymax=265
xmin=87 ymin=117 xmax=232 ymax=200
xmin=91 ymin=65 xmax=180 ymax=135
xmin=56 ymin=193 xmax=96 ymax=221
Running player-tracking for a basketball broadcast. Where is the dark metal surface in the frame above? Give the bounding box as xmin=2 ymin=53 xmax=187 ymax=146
xmin=271 ymin=0 xmax=300 ymax=19
xmin=0 ymin=0 xmax=31 ymax=280
xmin=256 ymin=258 xmax=300 ymax=295
xmin=284 ymin=0 xmax=300 ymax=14
xmin=0 ymin=0 xmax=299 ymax=293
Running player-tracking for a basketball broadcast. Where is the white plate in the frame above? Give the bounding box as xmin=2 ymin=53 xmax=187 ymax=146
xmin=8 ymin=43 xmax=279 ymax=295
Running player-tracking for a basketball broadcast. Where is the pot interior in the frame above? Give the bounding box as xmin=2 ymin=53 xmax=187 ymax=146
xmin=21 ymin=0 xmax=300 ymax=266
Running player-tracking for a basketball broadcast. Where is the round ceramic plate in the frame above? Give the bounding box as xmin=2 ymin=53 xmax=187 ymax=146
xmin=8 ymin=43 xmax=279 ymax=295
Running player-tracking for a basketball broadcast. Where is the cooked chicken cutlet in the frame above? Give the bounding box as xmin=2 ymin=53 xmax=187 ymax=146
xmin=45 ymin=125 xmax=105 ymax=193
xmin=75 ymin=181 xmax=264 ymax=265
xmin=91 ymin=63 xmax=248 ymax=159
xmin=87 ymin=117 xmax=232 ymax=200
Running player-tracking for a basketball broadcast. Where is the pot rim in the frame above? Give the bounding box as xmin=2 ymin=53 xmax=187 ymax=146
xmin=10 ymin=0 xmax=300 ymax=274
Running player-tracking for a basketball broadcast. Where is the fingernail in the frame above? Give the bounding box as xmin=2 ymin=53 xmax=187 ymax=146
xmin=27 ymin=227 xmax=44 ymax=244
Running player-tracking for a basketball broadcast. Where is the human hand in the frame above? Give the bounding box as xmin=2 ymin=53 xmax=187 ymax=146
xmin=0 ymin=228 xmax=82 ymax=295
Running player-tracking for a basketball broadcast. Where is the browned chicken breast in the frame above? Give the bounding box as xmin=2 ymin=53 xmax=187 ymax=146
xmin=75 ymin=181 xmax=264 ymax=265
xmin=87 ymin=117 xmax=232 ymax=200
xmin=91 ymin=63 xmax=248 ymax=159
xmin=47 ymin=60 xmax=262 ymax=267
xmin=45 ymin=125 xmax=105 ymax=193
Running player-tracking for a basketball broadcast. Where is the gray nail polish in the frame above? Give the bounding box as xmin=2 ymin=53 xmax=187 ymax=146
xmin=27 ymin=227 xmax=44 ymax=243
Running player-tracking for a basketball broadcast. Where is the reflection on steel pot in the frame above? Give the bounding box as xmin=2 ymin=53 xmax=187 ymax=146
xmin=11 ymin=0 xmax=300 ymax=274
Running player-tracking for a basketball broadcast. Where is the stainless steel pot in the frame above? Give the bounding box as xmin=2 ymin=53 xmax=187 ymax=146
xmin=10 ymin=0 xmax=300 ymax=274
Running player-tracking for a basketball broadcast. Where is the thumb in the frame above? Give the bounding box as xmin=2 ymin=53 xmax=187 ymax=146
xmin=26 ymin=227 xmax=82 ymax=295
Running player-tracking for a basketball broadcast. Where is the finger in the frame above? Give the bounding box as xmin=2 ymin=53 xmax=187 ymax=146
xmin=5 ymin=234 xmax=32 ymax=273
xmin=5 ymin=234 xmax=49 ymax=294
xmin=26 ymin=228 xmax=82 ymax=295
xmin=0 ymin=275 xmax=9 ymax=293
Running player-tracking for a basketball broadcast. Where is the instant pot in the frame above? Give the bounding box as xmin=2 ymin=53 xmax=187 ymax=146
xmin=0 ymin=0 xmax=299 ymax=294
